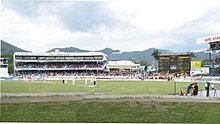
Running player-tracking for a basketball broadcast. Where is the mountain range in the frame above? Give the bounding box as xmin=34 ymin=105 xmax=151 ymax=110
xmin=1 ymin=40 xmax=217 ymax=64
xmin=1 ymin=40 xmax=29 ymax=54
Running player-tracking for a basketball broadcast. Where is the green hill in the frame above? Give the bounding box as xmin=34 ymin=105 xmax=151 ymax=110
xmin=1 ymin=40 xmax=218 ymax=64
xmin=1 ymin=40 xmax=29 ymax=54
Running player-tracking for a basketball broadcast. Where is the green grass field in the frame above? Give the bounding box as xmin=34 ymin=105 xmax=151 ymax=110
xmin=1 ymin=79 xmax=220 ymax=123
xmin=1 ymin=101 xmax=220 ymax=123
xmin=1 ymin=79 xmax=219 ymax=94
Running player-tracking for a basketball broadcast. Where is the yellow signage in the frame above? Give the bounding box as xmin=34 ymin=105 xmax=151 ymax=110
xmin=191 ymin=61 xmax=202 ymax=67
xmin=109 ymin=66 xmax=136 ymax=69
xmin=178 ymin=56 xmax=190 ymax=59
xmin=159 ymin=57 xmax=169 ymax=60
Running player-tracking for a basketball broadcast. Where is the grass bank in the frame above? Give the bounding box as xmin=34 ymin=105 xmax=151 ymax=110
xmin=1 ymin=101 xmax=220 ymax=123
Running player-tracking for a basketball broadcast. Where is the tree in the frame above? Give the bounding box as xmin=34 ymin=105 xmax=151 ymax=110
xmin=151 ymin=50 xmax=161 ymax=60
xmin=190 ymin=52 xmax=196 ymax=58
xmin=151 ymin=50 xmax=161 ymax=67
xmin=211 ymin=66 xmax=220 ymax=74
xmin=202 ymin=59 xmax=209 ymax=66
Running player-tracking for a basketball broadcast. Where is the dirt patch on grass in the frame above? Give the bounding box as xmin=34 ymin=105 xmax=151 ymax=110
xmin=1 ymin=93 xmax=220 ymax=103
xmin=1 ymin=96 xmax=82 ymax=103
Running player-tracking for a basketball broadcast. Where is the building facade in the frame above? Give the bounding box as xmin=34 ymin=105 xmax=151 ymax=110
xmin=0 ymin=58 xmax=9 ymax=77
xmin=13 ymin=50 xmax=108 ymax=77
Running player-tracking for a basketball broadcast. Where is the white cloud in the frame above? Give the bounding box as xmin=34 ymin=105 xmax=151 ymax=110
xmin=1 ymin=0 xmax=220 ymax=53
xmin=109 ymin=0 xmax=220 ymax=32
xmin=1 ymin=7 xmax=99 ymax=52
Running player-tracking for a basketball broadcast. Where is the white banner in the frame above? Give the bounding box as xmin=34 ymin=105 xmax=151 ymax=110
xmin=196 ymin=35 xmax=220 ymax=44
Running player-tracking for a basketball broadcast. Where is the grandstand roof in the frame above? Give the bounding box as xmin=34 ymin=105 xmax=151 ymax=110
xmin=108 ymin=60 xmax=140 ymax=66
xmin=14 ymin=51 xmax=107 ymax=57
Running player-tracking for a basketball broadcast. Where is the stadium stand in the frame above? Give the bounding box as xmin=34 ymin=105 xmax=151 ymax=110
xmin=0 ymin=58 xmax=9 ymax=78
xmin=14 ymin=50 xmax=143 ymax=80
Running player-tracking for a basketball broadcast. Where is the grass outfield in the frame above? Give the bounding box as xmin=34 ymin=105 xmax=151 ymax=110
xmin=1 ymin=80 xmax=220 ymax=123
xmin=1 ymin=101 xmax=220 ymax=123
xmin=1 ymin=80 xmax=220 ymax=94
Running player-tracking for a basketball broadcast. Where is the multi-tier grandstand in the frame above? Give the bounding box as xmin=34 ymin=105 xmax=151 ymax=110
xmin=14 ymin=50 xmax=108 ymax=78
xmin=13 ymin=50 xmax=142 ymax=79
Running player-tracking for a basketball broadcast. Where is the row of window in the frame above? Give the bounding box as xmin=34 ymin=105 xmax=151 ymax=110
xmin=158 ymin=63 xmax=190 ymax=66
xmin=15 ymin=56 xmax=104 ymax=60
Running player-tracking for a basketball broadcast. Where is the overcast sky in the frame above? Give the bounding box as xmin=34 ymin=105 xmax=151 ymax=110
xmin=1 ymin=0 xmax=220 ymax=52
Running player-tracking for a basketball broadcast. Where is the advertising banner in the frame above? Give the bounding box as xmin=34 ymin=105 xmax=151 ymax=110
xmin=196 ymin=35 xmax=220 ymax=44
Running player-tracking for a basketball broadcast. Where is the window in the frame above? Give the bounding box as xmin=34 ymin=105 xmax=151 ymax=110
xmin=65 ymin=57 xmax=75 ymax=60
xmin=56 ymin=57 xmax=64 ymax=60
xmin=31 ymin=57 xmax=36 ymax=60
xmin=15 ymin=56 xmax=23 ymax=60
xmin=39 ymin=57 xmax=45 ymax=60
xmin=85 ymin=57 xmax=94 ymax=60
xmin=94 ymin=56 xmax=103 ymax=60
xmin=45 ymin=57 xmax=55 ymax=60
xmin=75 ymin=57 xmax=84 ymax=60
xmin=24 ymin=56 xmax=31 ymax=60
